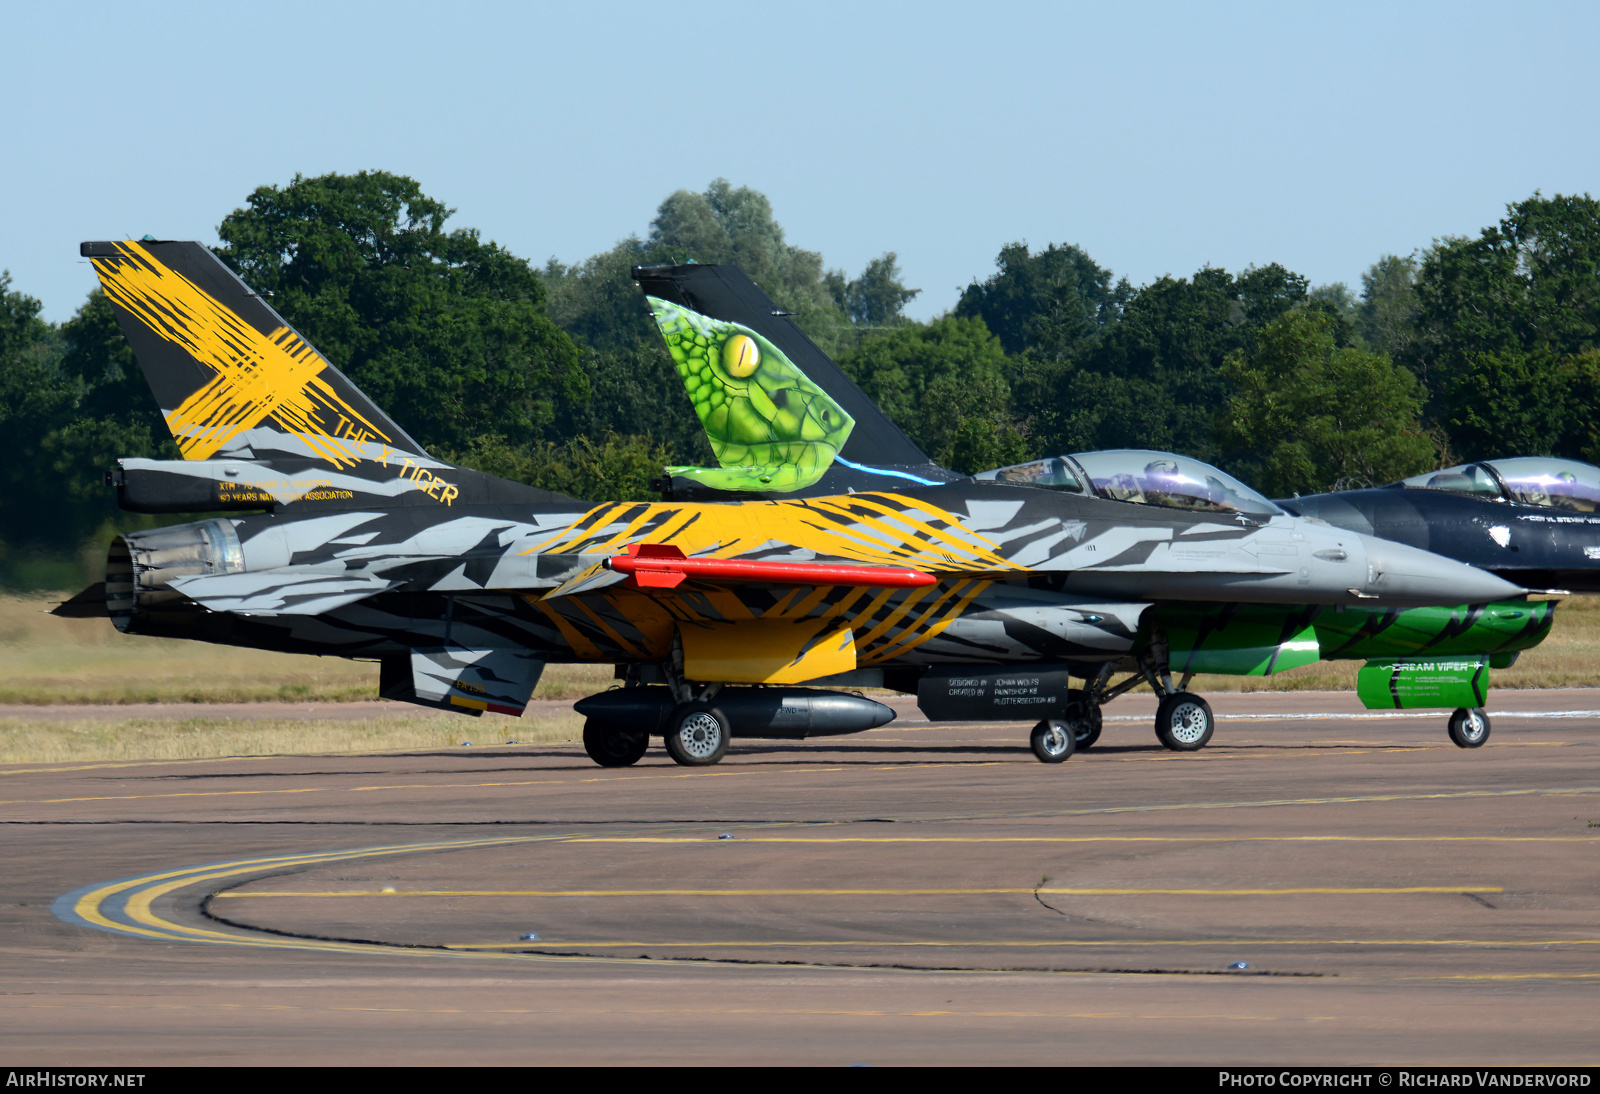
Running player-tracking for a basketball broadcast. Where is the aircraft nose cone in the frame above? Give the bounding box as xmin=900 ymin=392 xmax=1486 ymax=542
xmin=1357 ymin=535 xmax=1526 ymax=604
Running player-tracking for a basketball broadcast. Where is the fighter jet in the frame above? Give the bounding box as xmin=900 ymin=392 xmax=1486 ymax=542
xmin=627 ymin=263 xmax=1553 ymax=754
xmin=1279 ymin=459 xmax=1600 ymax=594
xmin=59 ymin=241 xmax=1534 ymax=771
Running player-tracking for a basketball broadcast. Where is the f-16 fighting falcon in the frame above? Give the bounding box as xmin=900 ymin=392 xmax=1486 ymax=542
xmin=1279 ymin=458 xmax=1600 ymax=594
xmin=58 ymin=241 xmax=1540 ymax=770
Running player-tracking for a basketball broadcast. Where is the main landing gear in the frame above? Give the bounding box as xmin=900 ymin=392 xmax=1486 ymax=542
xmin=582 ymin=719 xmax=650 ymax=767
xmin=663 ymin=703 xmax=731 ymax=766
xmin=1154 ymin=691 xmax=1215 ymax=751
xmin=1024 ymin=659 xmax=1217 ymax=762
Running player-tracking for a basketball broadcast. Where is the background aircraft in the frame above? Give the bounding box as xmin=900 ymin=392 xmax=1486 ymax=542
xmin=1279 ymin=459 xmax=1600 ymax=594
xmin=60 ymin=242 xmax=1536 ymax=771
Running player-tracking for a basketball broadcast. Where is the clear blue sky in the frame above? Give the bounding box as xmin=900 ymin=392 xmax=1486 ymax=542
xmin=5 ymin=1 xmax=1597 ymax=323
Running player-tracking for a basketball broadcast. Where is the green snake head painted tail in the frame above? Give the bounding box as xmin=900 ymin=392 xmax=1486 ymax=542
xmin=648 ymin=297 xmax=854 ymax=492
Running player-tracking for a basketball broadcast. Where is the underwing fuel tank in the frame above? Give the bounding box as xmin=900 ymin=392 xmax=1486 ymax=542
xmin=574 ymin=687 xmax=896 ymax=739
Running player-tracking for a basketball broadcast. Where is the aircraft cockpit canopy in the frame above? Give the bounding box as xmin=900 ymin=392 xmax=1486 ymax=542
xmin=977 ymin=450 xmax=1283 ymax=517
xmin=1400 ymin=458 xmax=1600 ymax=512
xmin=971 ymin=457 xmax=1084 ymax=492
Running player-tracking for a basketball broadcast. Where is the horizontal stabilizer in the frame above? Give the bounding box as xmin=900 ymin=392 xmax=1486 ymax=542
xmin=382 ymin=647 xmax=545 ymax=717
xmin=51 ymin=583 xmax=110 ymax=619
xmin=166 ymin=570 xmax=400 ymax=616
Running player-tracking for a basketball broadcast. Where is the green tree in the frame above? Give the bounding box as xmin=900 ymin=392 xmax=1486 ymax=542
xmin=1216 ymin=309 xmax=1437 ymax=495
xmin=1411 ymin=192 xmax=1600 ymax=459
xmin=445 ymin=432 xmax=672 ymax=502
xmin=1031 ymin=264 xmax=1310 ymax=459
xmin=214 ymin=171 xmax=586 ymax=453
xmin=544 ymin=179 xmax=916 ymax=360
xmin=1357 ymin=253 xmax=1420 ymax=360
xmin=553 ymin=343 xmax=714 ymax=467
xmin=837 ymin=315 xmax=1026 ymax=472
xmin=955 ymin=241 xmax=1127 ymax=358
xmin=828 ymin=252 xmax=920 ymax=327
xmin=0 ymin=273 xmax=73 ymax=550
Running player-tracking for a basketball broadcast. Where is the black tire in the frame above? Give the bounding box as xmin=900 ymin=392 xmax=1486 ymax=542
xmin=1064 ymin=690 xmax=1103 ymax=749
xmin=1447 ymin=707 xmax=1491 ymax=749
xmin=664 ymin=703 xmax=731 ymax=766
xmin=582 ymin=718 xmax=650 ymax=767
xmin=1030 ymin=719 xmax=1076 ymax=763
xmin=1154 ymin=692 xmax=1214 ymax=752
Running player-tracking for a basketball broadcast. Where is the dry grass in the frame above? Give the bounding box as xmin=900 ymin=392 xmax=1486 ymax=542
xmin=0 ymin=711 xmax=583 ymax=766
xmin=0 ymin=595 xmax=610 ymax=705
xmin=5 ymin=593 xmax=1598 ymax=707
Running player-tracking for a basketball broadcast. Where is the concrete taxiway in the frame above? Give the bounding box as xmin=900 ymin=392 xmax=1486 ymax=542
xmin=2 ymin=689 xmax=1597 ymax=1065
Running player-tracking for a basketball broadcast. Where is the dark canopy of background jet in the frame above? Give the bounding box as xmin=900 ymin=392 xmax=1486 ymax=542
xmin=1279 ymin=457 xmax=1600 ymax=594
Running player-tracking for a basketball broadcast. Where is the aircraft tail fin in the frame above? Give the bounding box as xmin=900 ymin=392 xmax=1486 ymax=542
xmin=631 ymin=263 xmax=955 ymax=495
xmin=81 ymin=240 xmax=428 ymax=467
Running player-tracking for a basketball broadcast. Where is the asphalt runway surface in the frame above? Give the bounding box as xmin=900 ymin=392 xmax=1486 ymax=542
xmin=3 ymin=689 xmax=1598 ymax=1066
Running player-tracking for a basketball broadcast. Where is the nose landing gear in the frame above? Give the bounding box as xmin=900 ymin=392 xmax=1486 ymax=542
xmin=1447 ymin=707 xmax=1491 ymax=748
xmin=1030 ymin=719 xmax=1076 ymax=763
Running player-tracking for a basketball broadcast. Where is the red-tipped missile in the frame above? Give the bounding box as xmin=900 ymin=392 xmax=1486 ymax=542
xmin=604 ymin=542 xmax=937 ymax=589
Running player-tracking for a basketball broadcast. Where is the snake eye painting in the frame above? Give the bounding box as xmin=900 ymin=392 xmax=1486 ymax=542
xmin=648 ymin=297 xmax=853 ymax=492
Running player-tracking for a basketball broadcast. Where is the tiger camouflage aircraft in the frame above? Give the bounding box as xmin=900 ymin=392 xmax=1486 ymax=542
xmin=58 ymin=241 xmax=1542 ymax=767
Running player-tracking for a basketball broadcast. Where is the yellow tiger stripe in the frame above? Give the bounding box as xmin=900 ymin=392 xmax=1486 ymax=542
xmin=92 ymin=242 xmax=388 ymax=464
xmin=528 ymin=599 xmax=605 ymax=661
xmin=859 ymin=579 xmax=974 ymax=665
xmin=853 ymin=585 xmax=935 ymax=651
xmin=863 ymin=579 xmax=992 ymax=665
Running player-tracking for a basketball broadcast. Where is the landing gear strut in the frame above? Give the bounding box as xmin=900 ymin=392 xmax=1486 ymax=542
xmin=1063 ymin=688 xmax=1103 ymax=749
xmin=1057 ymin=656 xmax=1218 ymax=755
xmin=1447 ymin=707 xmax=1490 ymax=748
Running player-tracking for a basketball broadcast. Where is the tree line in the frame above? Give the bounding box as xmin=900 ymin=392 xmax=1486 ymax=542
xmin=2 ymin=170 xmax=1597 ymax=586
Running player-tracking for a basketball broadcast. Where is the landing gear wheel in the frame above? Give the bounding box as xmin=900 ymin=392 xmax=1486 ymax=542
xmin=1447 ymin=707 xmax=1491 ymax=748
xmin=1154 ymin=692 xmax=1214 ymax=752
xmin=582 ymin=719 xmax=649 ymax=767
xmin=664 ymin=703 xmax=731 ymax=766
xmin=1030 ymin=719 xmax=1076 ymax=763
xmin=1064 ymin=690 xmax=1102 ymax=749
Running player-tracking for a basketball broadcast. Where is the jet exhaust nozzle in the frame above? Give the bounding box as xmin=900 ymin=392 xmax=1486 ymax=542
xmin=107 ymin=519 xmax=244 ymax=635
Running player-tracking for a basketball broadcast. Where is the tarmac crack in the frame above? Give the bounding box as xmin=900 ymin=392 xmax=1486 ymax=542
xmin=199 ymin=893 xmax=1324 ymax=978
